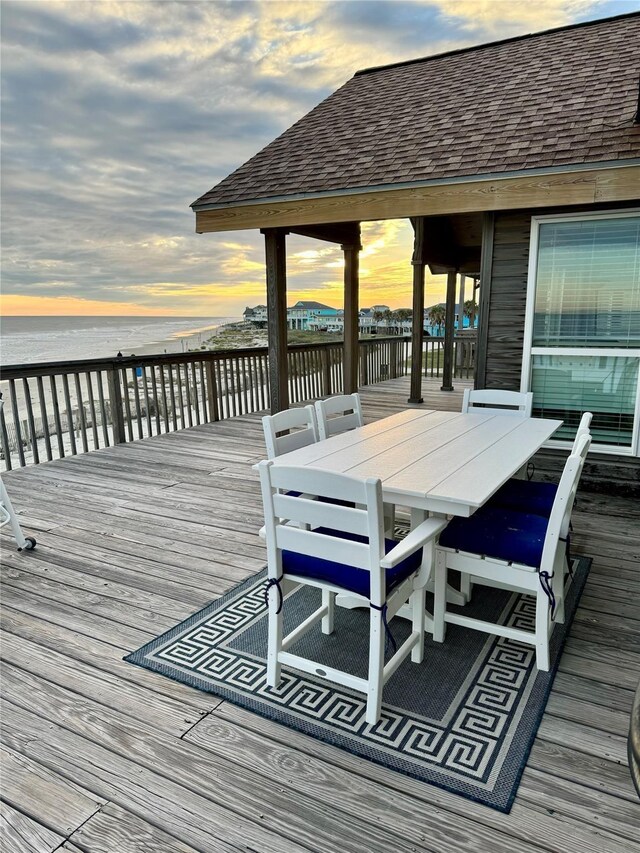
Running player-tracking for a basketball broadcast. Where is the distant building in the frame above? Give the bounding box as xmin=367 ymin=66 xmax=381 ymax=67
xmin=243 ymin=301 xmax=424 ymax=335
xmin=424 ymin=303 xmax=478 ymax=335
xmin=243 ymin=305 xmax=267 ymax=327
xmin=288 ymin=301 xmax=338 ymax=330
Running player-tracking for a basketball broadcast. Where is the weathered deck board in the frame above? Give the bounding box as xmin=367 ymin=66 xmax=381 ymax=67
xmin=0 ymin=801 xmax=65 ymax=853
xmin=1 ymin=375 xmax=638 ymax=852
xmin=0 ymin=746 xmax=104 ymax=839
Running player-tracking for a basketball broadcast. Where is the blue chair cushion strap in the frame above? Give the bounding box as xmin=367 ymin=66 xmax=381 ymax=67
xmin=282 ymin=527 xmax=421 ymax=598
xmin=439 ymin=507 xmax=550 ymax=569
xmin=486 ymin=479 xmax=558 ymax=517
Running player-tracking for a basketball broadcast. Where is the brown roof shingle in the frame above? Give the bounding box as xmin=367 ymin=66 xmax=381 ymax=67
xmin=192 ymin=13 xmax=640 ymax=209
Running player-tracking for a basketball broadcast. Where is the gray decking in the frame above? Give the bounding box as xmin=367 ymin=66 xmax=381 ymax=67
xmin=1 ymin=376 xmax=638 ymax=853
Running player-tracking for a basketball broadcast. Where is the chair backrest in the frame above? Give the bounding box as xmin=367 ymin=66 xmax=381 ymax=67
xmin=462 ymin=388 xmax=533 ymax=417
xmin=258 ymin=461 xmax=387 ymax=603
xmin=262 ymin=405 xmax=318 ymax=459
xmin=540 ymin=432 xmax=591 ymax=572
xmin=315 ymin=393 xmax=363 ymax=440
xmin=571 ymin=412 xmax=592 ymax=453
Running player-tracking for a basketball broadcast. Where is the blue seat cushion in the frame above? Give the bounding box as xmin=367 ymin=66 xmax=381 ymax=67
xmin=283 ymin=527 xmax=421 ymax=598
xmin=487 ymin=478 xmax=558 ymax=517
xmin=439 ymin=507 xmax=551 ymax=569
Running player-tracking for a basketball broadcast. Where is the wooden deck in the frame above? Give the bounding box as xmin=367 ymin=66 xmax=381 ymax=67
xmin=1 ymin=376 xmax=638 ymax=853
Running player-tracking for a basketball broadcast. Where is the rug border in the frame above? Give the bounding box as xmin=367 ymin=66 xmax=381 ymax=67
xmin=124 ymin=557 xmax=591 ymax=814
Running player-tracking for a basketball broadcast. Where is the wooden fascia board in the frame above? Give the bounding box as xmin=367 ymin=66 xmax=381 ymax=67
xmin=194 ymin=165 xmax=640 ymax=233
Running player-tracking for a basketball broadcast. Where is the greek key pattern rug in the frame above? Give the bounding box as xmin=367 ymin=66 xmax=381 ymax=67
xmin=126 ymin=555 xmax=590 ymax=812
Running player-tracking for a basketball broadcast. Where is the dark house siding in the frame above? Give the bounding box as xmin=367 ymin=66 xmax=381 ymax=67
xmin=483 ymin=211 xmax=531 ymax=391
xmin=476 ymin=202 xmax=640 ymax=493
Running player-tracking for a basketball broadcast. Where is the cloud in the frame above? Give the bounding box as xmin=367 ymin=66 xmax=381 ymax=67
xmin=1 ymin=0 xmax=615 ymax=316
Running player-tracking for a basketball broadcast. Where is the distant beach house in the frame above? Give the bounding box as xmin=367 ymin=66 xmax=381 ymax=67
xmin=288 ymin=301 xmax=338 ymax=330
xmin=196 ymin=13 xmax=640 ymax=461
xmin=243 ymin=305 xmax=268 ymax=327
xmin=244 ymin=301 xmax=411 ymax=334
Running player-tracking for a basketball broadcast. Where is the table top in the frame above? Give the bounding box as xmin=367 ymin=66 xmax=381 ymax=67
xmin=271 ymin=408 xmax=562 ymax=516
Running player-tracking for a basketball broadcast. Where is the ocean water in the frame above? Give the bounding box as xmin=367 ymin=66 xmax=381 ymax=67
xmin=0 ymin=316 xmax=238 ymax=365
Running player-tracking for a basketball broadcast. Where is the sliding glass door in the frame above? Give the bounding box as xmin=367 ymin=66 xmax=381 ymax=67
xmin=522 ymin=211 xmax=640 ymax=454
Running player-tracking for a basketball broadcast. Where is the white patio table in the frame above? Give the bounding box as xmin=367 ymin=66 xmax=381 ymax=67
xmin=271 ymin=408 xmax=561 ymax=516
xmin=270 ymin=408 xmax=562 ymax=613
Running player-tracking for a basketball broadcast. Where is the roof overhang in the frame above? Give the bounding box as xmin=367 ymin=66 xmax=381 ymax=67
xmin=193 ymin=160 xmax=640 ymax=234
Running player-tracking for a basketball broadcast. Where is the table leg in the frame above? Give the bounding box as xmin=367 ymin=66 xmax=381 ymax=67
xmin=411 ymin=508 xmax=467 ymax=606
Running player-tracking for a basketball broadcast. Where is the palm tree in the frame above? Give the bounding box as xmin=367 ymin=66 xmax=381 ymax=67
xmin=464 ymin=298 xmax=478 ymax=329
xmin=393 ymin=308 xmax=412 ymax=322
xmin=427 ymin=304 xmax=446 ymax=336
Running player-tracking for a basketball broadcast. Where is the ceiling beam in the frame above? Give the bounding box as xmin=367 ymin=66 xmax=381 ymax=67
xmin=194 ymin=165 xmax=640 ymax=233
xmin=287 ymin=223 xmax=362 ymax=248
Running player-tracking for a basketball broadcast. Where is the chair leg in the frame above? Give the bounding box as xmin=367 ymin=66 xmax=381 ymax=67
xmin=534 ymin=587 xmax=551 ymax=671
xmin=383 ymin=502 xmax=395 ymax=537
xmin=552 ymin=568 xmax=565 ymax=625
xmin=366 ymin=607 xmax=385 ymax=725
xmin=411 ymin=587 xmax=426 ymax=663
xmin=460 ymin=572 xmax=473 ymax=604
xmin=433 ymin=551 xmax=447 ymax=643
xmin=266 ymin=583 xmax=283 ymax=687
xmin=322 ymin=589 xmax=335 ymax=635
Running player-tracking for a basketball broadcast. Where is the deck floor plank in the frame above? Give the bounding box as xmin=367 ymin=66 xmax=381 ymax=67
xmin=0 ymin=745 xmax=104 ymax=839
xmin=0 ymin=801 xmax=65 ymax=853
xmin=1 ymin=375 xmax=638 ymax=852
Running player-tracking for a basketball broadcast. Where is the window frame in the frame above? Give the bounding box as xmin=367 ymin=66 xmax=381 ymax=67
xmin=520 ymin=208 xmax=640 ymax=457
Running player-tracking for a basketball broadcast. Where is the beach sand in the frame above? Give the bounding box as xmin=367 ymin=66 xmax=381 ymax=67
xmin=124 ymin=320 xmax=235 ymax=357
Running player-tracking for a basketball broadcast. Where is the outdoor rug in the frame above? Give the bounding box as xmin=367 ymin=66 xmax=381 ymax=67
xmin=125 ymin=553 xmax=590 ymax=812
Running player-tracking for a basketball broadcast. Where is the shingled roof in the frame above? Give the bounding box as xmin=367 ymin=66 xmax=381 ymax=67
xmin=192 ymin=13 xmax=640 ymax=210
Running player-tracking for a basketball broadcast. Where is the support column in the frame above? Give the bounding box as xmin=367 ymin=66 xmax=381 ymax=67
xmin=458 ymin=274 xmax=465 ymax=331
xmin=441 ymin=270 xmax=457 ymax=392
xmin=408 ymin=217 xmax=426 ymax=404
xmin=342 ymin=229 xmax=361 ymax=394
xmin=263 ymin=228 xmax=289 ymax=413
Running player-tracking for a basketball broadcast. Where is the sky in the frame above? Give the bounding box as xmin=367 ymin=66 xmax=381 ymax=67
xmin=1 ymin=0 xmax=635 ymax=317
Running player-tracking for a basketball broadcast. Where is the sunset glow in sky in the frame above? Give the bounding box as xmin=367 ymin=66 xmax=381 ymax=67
xmin=1 ymin=0 xmax=631 ymax=317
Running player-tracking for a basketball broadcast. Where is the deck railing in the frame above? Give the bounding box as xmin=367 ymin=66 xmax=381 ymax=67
xmin=0 ymin=336 xmax=414 ymax=470
xmin=423 ymin=334 xmax=477 ymax=380
xmin=0 ymin=333 xmax=477 ymax=470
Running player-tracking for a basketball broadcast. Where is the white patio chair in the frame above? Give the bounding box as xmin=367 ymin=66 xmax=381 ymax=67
xmin=462 ymin=388 xmax=533 ymax=417
xmin=262 ymin=405 xmax=318 ymax=459
xmin=315 ymin=393 xmax=363 ymax=440
xmin=486 ymin=412 xmax=592 ymax=516
xmin=315 ymin=392 xmax=397 ymax=533
xmin=258 ymin=460 xmax=447 ymax=725
xmin=0 ymin=398 xmax=36 ymax=552
xmin=433 ymin=433 xmax=591 ymax=671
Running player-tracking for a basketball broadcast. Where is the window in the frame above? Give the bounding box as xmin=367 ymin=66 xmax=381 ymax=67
xmin=522 ymin=211 xmax=640 ymax=454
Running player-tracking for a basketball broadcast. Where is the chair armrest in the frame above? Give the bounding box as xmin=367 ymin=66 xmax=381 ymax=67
xmin=380 ymin=517 xmax=448 ymax=568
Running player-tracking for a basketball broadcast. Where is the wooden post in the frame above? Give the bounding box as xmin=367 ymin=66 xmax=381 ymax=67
xmin=342 ymin=230 xmax=361 ymax=395
xmin=408 ymin=217 xmax=426 ymax=404
xmin=360 ymin=344 xmax=369 ymax=387
xmin=107 ymin=366 xmax=126 ymax=444
xmin=322 ymin=347 xmax=332 ymax=396
xmin=441 ymin=270 xmax=457 ymax=392
xmin=475 ymin=213 xmax=495 ymax=390
xmin=456 ymin=273 xmax=466 ymax=377
xmin=204 ymin=359 xmax=219 ymax=422
xmin=263 ymin=229 xmax=289 ymax=413
xmin=390 ymin=338 xmax=398 ymax=379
